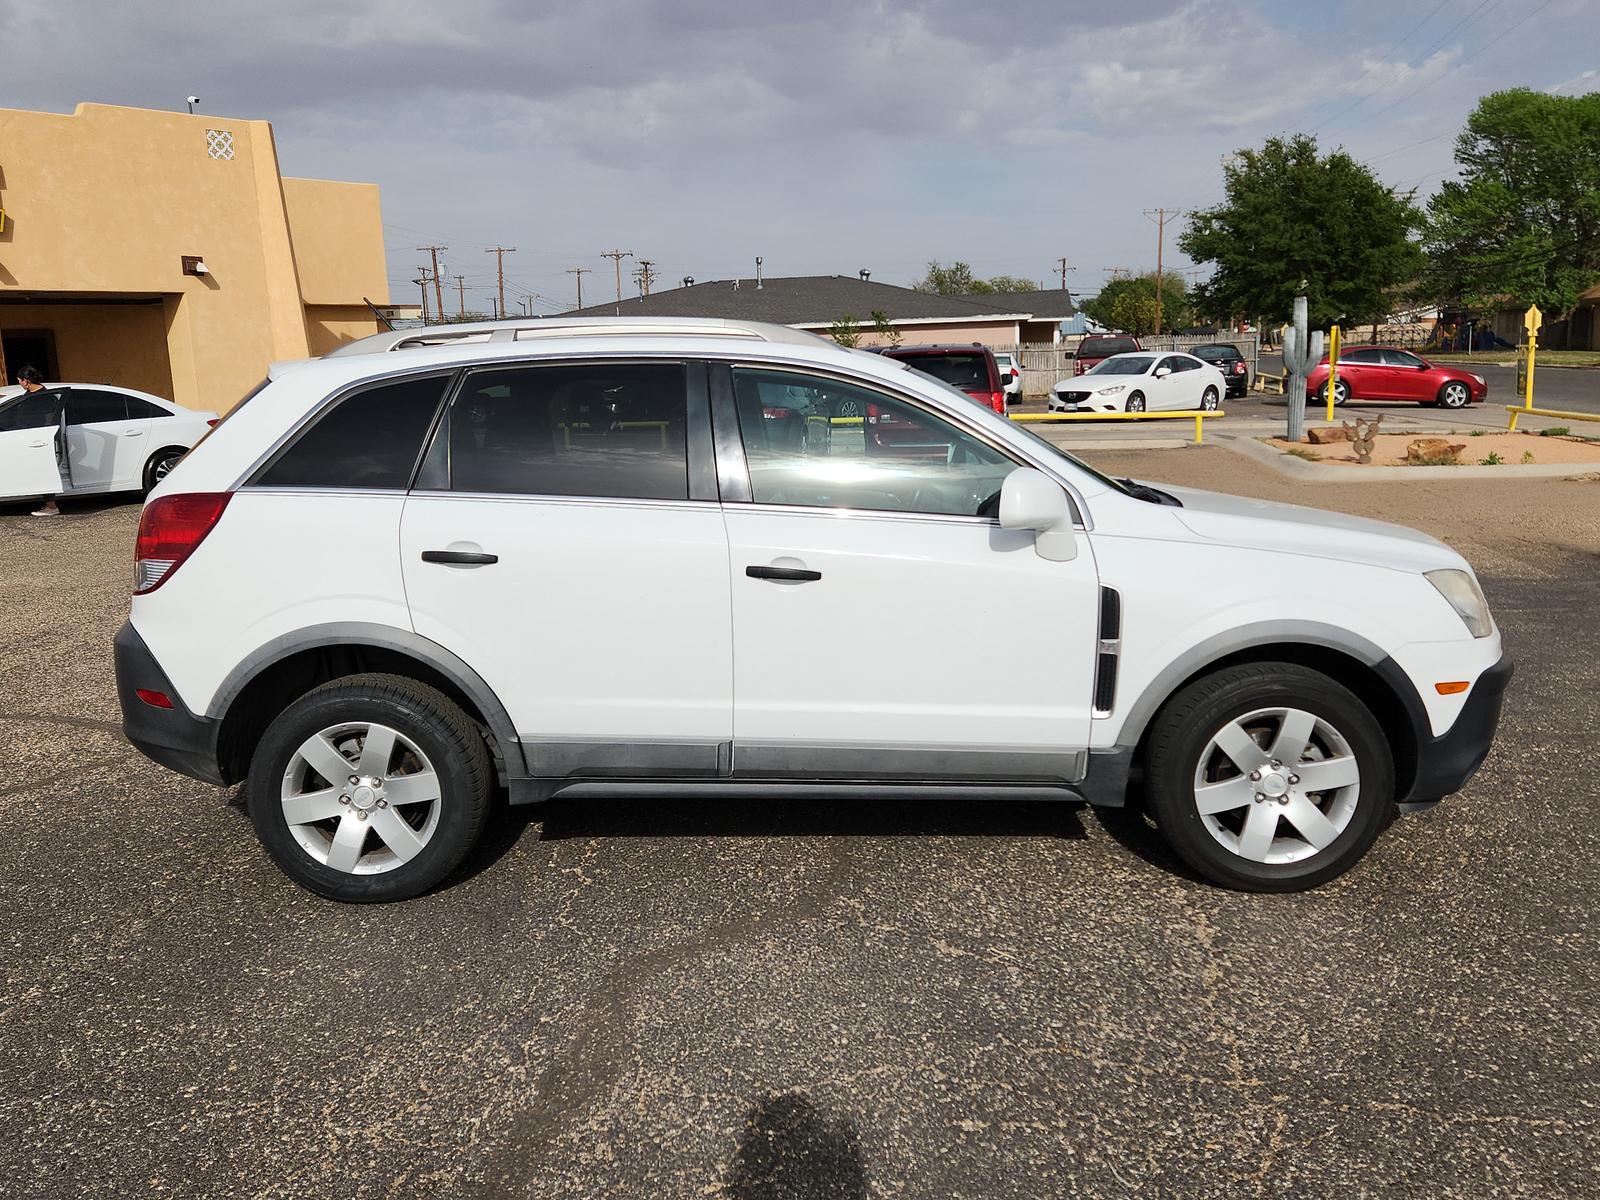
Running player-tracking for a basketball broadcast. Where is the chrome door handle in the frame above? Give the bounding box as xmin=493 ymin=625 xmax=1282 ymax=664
xmin=124 ymin=430 xmax=144 ymax=436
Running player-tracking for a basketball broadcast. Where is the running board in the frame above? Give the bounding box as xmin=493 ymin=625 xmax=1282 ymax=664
xmin=508 ymin=779 xmax=1086 ymax=805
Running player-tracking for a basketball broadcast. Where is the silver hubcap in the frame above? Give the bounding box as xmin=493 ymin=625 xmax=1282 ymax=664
xmin=153 ymin=455 xmax=179 ymax=481
xmin=1192 ymin=707 xmax=1361 ymax=865
xmin=280 ymin=722 xmax=441 ymax=875
xmin=1444 ymin=384 xmax=1467 ymax=406
xmin=1203 ymin=390 xmax=1217 ymax=410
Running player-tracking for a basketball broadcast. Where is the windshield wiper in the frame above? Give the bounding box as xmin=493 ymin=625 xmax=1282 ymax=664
xmin=1118 ymin=477 xmax=1183 ymax=507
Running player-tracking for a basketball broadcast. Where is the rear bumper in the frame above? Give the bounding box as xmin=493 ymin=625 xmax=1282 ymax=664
xmin=1402 ymin=654 xmax=1513 ymax=804
xmin=115 ymin=620 xmax=226 ymax=786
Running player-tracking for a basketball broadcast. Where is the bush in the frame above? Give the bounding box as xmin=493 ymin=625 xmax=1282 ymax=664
xmin=1479 ymin=451 xmax=1504 ymax=466
xmin=1540 ymin=426 xmax=1571 ymax=437
xmin=1286 ymin=447 xmax=1322 ymax=461
xmin=1468 ymin=429 xmax=1485 ymax=437
xmin=1522 ymin=450 xmax=1535 ymax=463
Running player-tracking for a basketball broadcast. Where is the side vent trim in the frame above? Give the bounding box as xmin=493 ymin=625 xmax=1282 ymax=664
xmin=1093 ymin=586 xmax=1122 ymax=717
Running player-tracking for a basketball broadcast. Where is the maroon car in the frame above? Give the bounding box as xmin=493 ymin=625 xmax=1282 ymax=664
xmin=872 ymin=344 xmax=1008 ymax=415
xmin=1306 ymin=345 xmax=1488 ymax=409
xmin=1072 ymin=334 xmax=1143 ymax=376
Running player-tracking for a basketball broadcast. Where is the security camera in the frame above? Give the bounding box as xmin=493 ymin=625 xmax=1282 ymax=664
xmin=187 ymin=95 xmax=200 ymax=106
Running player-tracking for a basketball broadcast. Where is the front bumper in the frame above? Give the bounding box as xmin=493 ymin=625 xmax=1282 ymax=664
xmin=1401 ymin=654 xmax=1513 ymax=805
xmin=115 ymin=620 xmax=227 ymax=785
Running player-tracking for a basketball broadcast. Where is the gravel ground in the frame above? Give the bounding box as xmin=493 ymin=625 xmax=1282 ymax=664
xmin=2 ymin=463 xmax=1597 ymax=1199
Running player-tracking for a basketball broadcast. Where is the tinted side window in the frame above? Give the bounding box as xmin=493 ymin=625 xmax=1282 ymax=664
xmin=0 ymin=391 xmax=62 ymax=432
xmin=67 ymin=390 xmax=130 ymax=425
xmin=1341 ymin=348 xmax=1382 ymax=364
xmin=1383 ymin=350 xmax=1425 ymax=368
xmin=731 ymin=368 xmax=1015 ymax=517
xmin=445 ymin=362 xmax=688 ymax=500
xmin=255 ymin=375 xmax=449 ymax=489
xmin=125 ymin=397 xmax=172 ymax=419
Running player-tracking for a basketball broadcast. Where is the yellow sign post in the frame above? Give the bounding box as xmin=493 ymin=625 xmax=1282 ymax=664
xmin=1523 ymin=304 xmax=1542 ymax=409
xmin=1325 ymin=324 xmax=1341 ymax=423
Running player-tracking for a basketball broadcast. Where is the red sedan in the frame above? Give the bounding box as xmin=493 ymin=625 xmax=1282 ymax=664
xmin=1306 ymin=345 xmax=1488 ymax=409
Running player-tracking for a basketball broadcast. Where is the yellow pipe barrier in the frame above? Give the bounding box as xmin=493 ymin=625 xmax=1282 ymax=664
xmin=1010 ymin=409 xmax=1225 ymax=444
xmin=1506 ymin=405 xmax=1600 ymax=432
xmin=1325 ymin=324 xmax=1341 ymax=423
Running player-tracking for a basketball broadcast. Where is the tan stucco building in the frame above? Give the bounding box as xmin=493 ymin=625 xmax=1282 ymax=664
xmin=0 ymin=103 xmax=389 ymax=411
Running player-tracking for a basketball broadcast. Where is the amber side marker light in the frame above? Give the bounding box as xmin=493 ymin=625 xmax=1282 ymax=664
xmin=1435 ymin=681 xmax=1471 ymax=695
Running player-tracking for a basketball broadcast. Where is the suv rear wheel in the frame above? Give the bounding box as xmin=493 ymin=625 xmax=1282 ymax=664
xmin=246 ymin=673 xmax=492 ymax=902
xmin=1143 ymin=663 xmax=1393 ymax=891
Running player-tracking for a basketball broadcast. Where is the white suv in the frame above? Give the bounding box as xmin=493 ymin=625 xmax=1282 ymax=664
xmin=116 ymin=320 xmax=1510 ymax=902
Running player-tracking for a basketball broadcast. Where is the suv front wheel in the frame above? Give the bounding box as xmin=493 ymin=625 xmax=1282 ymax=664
xmin=247 ymin=674 xmax=492 ymax=902
xmin=1143 ymin=663 xmax=1394 ymax=891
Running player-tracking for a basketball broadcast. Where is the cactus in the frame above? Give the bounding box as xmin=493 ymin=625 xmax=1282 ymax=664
xmin=1281 ymin=296 xmax=1324 ymax=442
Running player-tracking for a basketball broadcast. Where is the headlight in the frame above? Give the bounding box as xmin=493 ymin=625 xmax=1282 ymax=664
xmin=1471 ymin=374 xmax=1485 ymax=385
xmin=1426 ymin=569 xmax=1493 ymax=638
xmin=1096 ymin=384 xmax=1126 ymax=395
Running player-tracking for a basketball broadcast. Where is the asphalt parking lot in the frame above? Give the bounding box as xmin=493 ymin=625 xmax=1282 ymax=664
xmin=4 ymin=454 xmax=1598 ymax=1199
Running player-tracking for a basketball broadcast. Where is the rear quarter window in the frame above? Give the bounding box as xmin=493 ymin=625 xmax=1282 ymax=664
xmin=253 ymin=374 xmax=450 ymax=490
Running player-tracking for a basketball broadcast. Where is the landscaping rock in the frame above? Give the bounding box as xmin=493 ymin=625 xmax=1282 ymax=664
xmin=1406 ymin=437 xmax=1466 ymax=466
xmin=1306 ymin=427 xmax=1349 ymax=445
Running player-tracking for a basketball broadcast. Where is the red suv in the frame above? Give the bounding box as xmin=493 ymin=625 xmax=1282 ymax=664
xmin=873 ymin=344 xmax=1008 ymax=414
xmin=1307 ymin=346 xmax=1487 ymax=409
xmin=1073 ymin=334 xmax=1143 ymax=376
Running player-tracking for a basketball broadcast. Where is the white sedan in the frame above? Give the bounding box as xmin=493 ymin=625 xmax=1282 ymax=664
xmin=1050 ymin=351 xmax=1226 ymax=414
xmin=0 ymin=383 xmax=217 ymax=503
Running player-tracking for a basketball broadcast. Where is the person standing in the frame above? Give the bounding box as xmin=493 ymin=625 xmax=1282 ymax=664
xmin=17 ymin=366 xmax=66 ymax=517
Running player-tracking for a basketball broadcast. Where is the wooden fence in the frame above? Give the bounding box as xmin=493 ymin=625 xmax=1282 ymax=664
xmin=999 ymin=332 xmax=1261 ymax=396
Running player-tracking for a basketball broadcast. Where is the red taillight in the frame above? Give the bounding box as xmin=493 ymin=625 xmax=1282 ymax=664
xmin=990 ymin=391 xmax=1006 ymax=413
xmin=1074 ymin=361 xmax=1086 ymax=375
xmin=134 ymin=492 xmax=232 ymax=595
xmin=136 ymin=688 xmax=174 ymax=709
xmin=206 ymin=418 xmax=220 ymax=427
xmin=1233 ymin=361 xmax=1246 ymax=374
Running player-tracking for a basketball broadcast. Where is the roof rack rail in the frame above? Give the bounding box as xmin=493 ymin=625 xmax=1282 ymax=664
xmin=323 ymin=316 xmax=832 ymax=357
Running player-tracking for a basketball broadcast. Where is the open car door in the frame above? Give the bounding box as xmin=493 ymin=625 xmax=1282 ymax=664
xmin=0 ymin=422 xmax=65 ymax=500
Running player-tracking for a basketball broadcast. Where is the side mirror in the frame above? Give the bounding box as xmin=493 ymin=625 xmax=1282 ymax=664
xmin=999 ymin=467 xmax=1077 ymax=562
xmin=1154 ymin=366 xmax=1172 ymax=378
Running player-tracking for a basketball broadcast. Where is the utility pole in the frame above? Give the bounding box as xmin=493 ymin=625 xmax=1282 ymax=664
xmin=600 ymin=249 xmax=632 ymax=313
xmin=566 ymin=266 xmax=591 ymax=309
xmin=485 ymin=246 xmax=516 ymax=321
xmin=455 ymin=275 xmax=466 ymax=319
xmin=417 ymin=246 xmax=447 ymax=324
xmin=634 ymin=259 xmax=659 ymax=297
xmin=1056 ymin=257 xmax=1071 ymax=291
xmin=1143 ymin=208 xmax=1180 ymax=335
xmin=1102 ymin=266 xmax=1131 ymax=279
xmin=415 ymin=268 xmax=432 ymax=324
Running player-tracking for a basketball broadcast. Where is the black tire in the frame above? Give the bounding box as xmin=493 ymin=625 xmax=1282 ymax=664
xmin=1142 ymin=662 xmax=1394 ymax=892
xmin=1437 ymin=381 xmax=1471 ymax=409
xmin=246 ymin=673 xmax=492 ymax=902
xmin=143 ymin=446 xmax=187 ymax=491
xmin=1200 ymin=386 xmax=1220 ymax=412
xmin=1125 ymin=393 xmax=1146 ymax=413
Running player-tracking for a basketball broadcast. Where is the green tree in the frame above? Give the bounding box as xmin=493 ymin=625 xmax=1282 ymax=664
xmin=1422 ymin=88 xmax=1600 ymax=321
xmin=913 ymin=260 xmax=985 ymax=294
xmin=828 ymin=313 xmax=862 ymax=347
xmin=1179 ymin=133 xmax=1424 ymax=330
xmin=984 ymin=274 xmax=1041 ymax=293
xmin=1080 ymin=272 xmax=1192 ymax=336
xmin=870 ymin=309 xmax=902 ymax=347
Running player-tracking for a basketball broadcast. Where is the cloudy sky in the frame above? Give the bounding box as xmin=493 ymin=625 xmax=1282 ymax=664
xmin=3 ymin=0 xmax=1594 ymax=313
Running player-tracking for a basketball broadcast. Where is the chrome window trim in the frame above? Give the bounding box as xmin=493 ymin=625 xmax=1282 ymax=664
xmin=735 ymin=501 xmax=998 ymax=528
xmin=719 ymin=358 xmax=1093 ymax=530
xmin=404 ymin=490 xmax=716 ymax=514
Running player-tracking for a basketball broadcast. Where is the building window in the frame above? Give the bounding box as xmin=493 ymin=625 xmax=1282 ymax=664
xmin=205 ymin=129 xmax=235 ymax=160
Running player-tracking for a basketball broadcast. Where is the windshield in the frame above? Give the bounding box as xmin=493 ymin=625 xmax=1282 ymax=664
xmin=1086 ymin=355 xmax=1155 ymax=376
xmin=1193 ymin=344 xmax=1239 ymax=359
xmin=1081 ymin=337 xmax=1139 ymax=358
xmin=901 ymin=353 xmax=990 ymax=392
